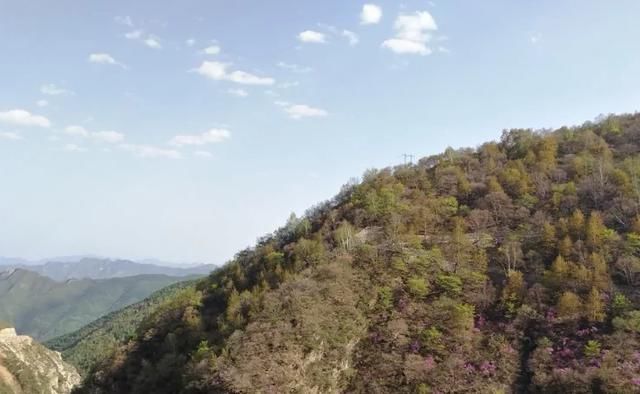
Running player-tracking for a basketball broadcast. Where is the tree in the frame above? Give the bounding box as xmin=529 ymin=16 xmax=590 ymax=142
xmin=558 ymin=236 xmax=573 ymax=258
xmin=584 ymin=287 xmax=605 ymax=322
xmin=407 ymin=277 xmax=430 ymax=298
xmin=541 ymin=221 xmax=557 ymax=254
xmin=569 ymin=210 xmax=585 ymax=240
xmin=293 ymin=238 xmax=325 ymax=267
xmin=586 ymin=212 xmax=606 ymax=250
xmin=556 ymin=291 xmax=583 ymax=319
xmin=334 ymin=221 xmax=356 ymax=252
xmin=446 ymin=217 xmax=473 ymax=273
xmin=615 ymin=255 xmax=640 ymax=285
xmin=498 ymin=236 xmax=523 ymax=275
xmin=589 ymin=252 xmax=610 ymax=291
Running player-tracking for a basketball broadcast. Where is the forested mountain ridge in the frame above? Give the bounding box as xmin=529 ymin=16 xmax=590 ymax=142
xmin=0 ymin=258 xmax=214 ymax=281
xmin=77 ymin=113 xmax=640 ymax=393
xmin=0 ymin=269 xmax=193 ymax=341
xmin=46 ymin=280 xmax=197 ymax=376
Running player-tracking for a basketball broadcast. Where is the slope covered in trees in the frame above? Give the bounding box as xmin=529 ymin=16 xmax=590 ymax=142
xmin=78 ymin=113 xmax=640 ymax=393
xmin=46 ymin=280 xmax=197 ymax=376
xmin=0 ymin=269 xmax=194 ymax=341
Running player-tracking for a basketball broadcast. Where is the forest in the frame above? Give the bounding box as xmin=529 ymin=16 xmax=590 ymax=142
xmin=76 ymin=113 xmax=640 ymax=393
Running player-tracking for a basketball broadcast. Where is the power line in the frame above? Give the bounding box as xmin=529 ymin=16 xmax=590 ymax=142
xmin=402 ymin=153 xmax=415 ymax=165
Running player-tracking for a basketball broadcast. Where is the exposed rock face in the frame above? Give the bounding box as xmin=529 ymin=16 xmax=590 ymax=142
xmin=0 ymin=327 xmax=80 ymax=394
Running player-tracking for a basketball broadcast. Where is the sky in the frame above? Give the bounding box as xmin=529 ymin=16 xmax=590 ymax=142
xmin=1 ymin=0 xmax=639 ymax=264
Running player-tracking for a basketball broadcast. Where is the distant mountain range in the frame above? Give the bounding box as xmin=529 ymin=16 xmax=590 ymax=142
xmin=0 ymin=257 xmax=214 ymax=281
xmin=0 ymin=269 xmax=199 ymax=341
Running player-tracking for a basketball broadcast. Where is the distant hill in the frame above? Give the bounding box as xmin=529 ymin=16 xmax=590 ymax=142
xmin=0 ymin=257 xmax=214 ymax=281
xmin=0 ymin=327 xmax=80 ymax=394
xmin=46 ymin=280 xmax=198 ymax=376
xmin=0 ymin=269 xmax=197 ymax=341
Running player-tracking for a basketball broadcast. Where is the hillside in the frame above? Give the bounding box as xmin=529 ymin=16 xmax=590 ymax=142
xmin=0 ymin=258 xmax=214 ymax=281
xmin=46 ymin=280 xmax=198 ymax=376
xmin=0 ymin=269 xmax=194 ymax=341
xmin=0 ymin=327 xmax=80 ymax=394
xmin=77 ymin=113 xmax=640 ymax=393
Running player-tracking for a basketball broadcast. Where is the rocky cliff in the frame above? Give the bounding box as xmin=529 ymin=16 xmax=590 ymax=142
xmin=0 ymin=328 xmax=80 ymax=394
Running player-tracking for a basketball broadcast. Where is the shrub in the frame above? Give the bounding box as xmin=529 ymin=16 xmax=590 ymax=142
xmin=407 ymin=277 xmax=430 ymax=298
xmin=420 ymin=326 xmax=445 ymax=354
xmin=378 ymin=286 xmax=393 ymax=310
xmin=613 ymin=310 xmax=640 ymax=333
xmin=436 ymin=274 xmax=463 ymax=295
xmin=583 ymin=340 xmax=601 ymax=359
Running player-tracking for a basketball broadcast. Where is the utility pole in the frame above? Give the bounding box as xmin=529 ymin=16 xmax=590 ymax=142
xmin=402 ymin=154 xmax=415 ymax=165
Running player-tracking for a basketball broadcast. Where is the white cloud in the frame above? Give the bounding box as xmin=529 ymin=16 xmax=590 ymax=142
xmin=382 ymin=11 xmax=438 ymax=55
xmin=277 ymin=62 xmax=312 ymax=73
xmin=361 ymin=4 xmax=383 ymax=25
xmin=125 ymin=30 xmax=143 ymax=40
xmin=228 ymin=88 xmax=248 ymax=97
xmin=144 ymin=37 xmax=162 ymax=49
xmin=298 ymin=30 xmax=326 ymax=44
xmin=41 ymin=84 xmax=73 ymax=96
xmin=64 ymin=125 xmax=90 ymax=137
xmin=63 ymin=125 xmax=124 ymax=143
xmin=283 ymin=104 xmax=328 ymax=119
xmin=0 ymin=109 xmax=51 ymax=127
xmin=0 ymin=131 xmax=22 ymax=141
xmin=186 ymin=38 xmax=196 ymax=47
xmin=92 ymin=130 xmax=125 ymax=143
xmin=88 ymin=53 xmax=126 ymax=68
xmin=201 ymin=45 xmax=221 ymax=55
xmin=194 ymin=150 xmax=213 ymax=159
xmin=170 ymin=128 xmax=231 ymax=146
xmin=274 ymin=100 xmax=290 ymax=107
xmin=194 ymin=61 xmax=275 ymax=85
xmin=36 ymin=100 xmax=48 ymax=107
xmin=125 ymin=30 xmax=162 ymax=49
xmin=120 ymin=143 xmax=181 ymax=159
xmin=342 ymin=30 xmax=359 ymax=46
xmin=64 ymin=143 xmax=87 ymax=153
xmin=278 ymin=81 xmax=299 ymax=89
xmin=114 ymin=16 xmax=134 ymax=27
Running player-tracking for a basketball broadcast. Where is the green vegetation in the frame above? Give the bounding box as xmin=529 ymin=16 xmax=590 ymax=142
xmin=0 ymin=269 xmax=193 ymax=340
xmin=46 ymin=280 xmax=197 ymax=376
xmin=76 ymin=113 xmax=640 ymax=393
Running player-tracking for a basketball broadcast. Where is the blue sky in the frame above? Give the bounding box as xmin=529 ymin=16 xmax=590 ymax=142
xmin=1 ymin=0 xmax=639 ymax=264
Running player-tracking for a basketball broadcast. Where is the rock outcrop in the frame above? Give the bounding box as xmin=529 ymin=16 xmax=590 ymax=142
xmin=0 ymin=327 xmax=80 ymax=394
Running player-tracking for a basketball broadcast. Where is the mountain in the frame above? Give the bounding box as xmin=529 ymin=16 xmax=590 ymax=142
xmin=0 ymin=326 xmax=80 ymax=394
xmin=77 ymin=113 xmax=640 ymax=393
xmin=46 ymin=280 xmax=198 ymax=376
xmin=0 ymin=257 xmax=38 ymax=266
xmin=0 ymin=269 xmax=197 ymax=341
xmin=0 ymin=258 xmax=214 ymax=281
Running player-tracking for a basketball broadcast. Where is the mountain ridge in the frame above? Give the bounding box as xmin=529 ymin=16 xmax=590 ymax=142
xmin=69 ymin=113 xmax=640 ymax=393
xmin=0 ymin=269 xmax=198 ymax=341
xmin=0 ymin=258 xmax=214 ymax=281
